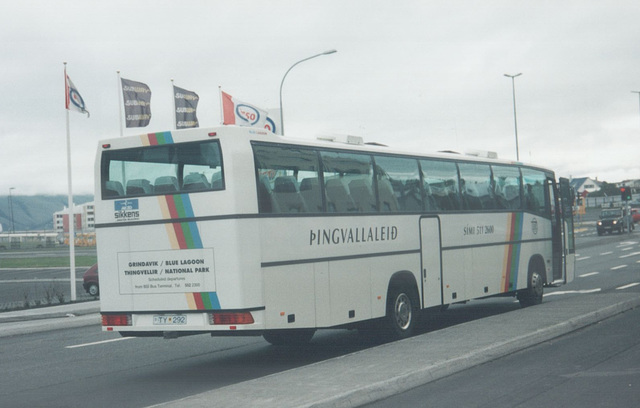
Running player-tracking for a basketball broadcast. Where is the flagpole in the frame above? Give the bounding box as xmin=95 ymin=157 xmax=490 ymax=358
xmin=117 ymin=70 xmax=124 ymax=137
xmin=171 ymin=79 xmax=177 ymax=130
xmin=64 ymin=62 xmax=77 ymax=302
xmin=218 ymin=86 xmax=223 ymax=125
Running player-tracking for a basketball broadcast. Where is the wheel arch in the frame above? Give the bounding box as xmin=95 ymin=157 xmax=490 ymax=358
xmin=387 ymin=270 xmax=420 ymax=304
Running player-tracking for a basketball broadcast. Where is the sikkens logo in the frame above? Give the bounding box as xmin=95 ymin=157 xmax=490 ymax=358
xmin=114 ymin=199 xmax=140 ymax=222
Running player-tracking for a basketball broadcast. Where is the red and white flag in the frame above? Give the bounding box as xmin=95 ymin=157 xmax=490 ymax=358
xmin=221 ymin=90 xmax=269 ymax=129
xmin=65 ymin=68 xmax=89 ymax=117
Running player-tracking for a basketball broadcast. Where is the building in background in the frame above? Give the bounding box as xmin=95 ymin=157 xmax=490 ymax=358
xmin=53 ymin=202 xmax=95 ymax=233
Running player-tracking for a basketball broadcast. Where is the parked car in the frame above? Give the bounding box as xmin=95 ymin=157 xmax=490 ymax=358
xmin=82 ymin=264 xmax=99 ymax=296
xmin=632 ymin=208 xmax=640 ymax=224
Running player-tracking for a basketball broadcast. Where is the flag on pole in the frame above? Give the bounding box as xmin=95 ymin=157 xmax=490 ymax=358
xmin=174 ymin=85 xmax=199 ymax=129
xmin=121 ymin=78 xmax=152 ymax=128
xmin=65 ymin=69 xmax=89 ymax=117
xmin=265 ymin=108 xmax=281 ymax=135
xmin=221 ymin=90 xmax=269 ymax=129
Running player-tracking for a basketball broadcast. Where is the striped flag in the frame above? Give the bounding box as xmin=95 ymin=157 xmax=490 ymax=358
xmin=65 ymin=68 xmax=89 ymax=117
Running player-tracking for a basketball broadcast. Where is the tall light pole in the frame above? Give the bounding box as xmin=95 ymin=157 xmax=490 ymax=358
xmin=279 ymin=49 xmax=337 ymax=135
xmin=8 ymin=187 xmax=15 ymax=234
xmin=504 ymin=73 xmax=522 ymax=161
xmin=632 ymin=91 xmax=640 ymax=128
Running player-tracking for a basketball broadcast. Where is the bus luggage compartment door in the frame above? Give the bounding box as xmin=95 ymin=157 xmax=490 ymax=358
xmin=420 ymin=216 xmax=443 ymax=308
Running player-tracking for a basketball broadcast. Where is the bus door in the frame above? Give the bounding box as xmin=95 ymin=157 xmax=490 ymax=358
xmin=420 ymin=216 xmax=443 ymax=308
xmin=549 ymin=177 xmax=576 ymax=284
xmin=558 ymin=177 xmax=576 ymax=283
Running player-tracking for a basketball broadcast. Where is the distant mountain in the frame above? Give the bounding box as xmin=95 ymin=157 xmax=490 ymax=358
xmin=0 ymin=195 xmax=93 ymax=232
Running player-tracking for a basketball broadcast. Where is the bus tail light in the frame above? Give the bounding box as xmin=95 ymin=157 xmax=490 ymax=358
xmin=208 ymin=312 xmax=254 ymax=325
xmin=102 ymin=314 xmax=132 ymax=326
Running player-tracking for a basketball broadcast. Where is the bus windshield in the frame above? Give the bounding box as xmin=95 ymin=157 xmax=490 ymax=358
xmin=100 ymin=140 xmax=224 ymax=198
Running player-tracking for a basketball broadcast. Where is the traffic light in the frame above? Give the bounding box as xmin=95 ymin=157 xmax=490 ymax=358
xmin=620 ymin=187 xmax=632 ymax=201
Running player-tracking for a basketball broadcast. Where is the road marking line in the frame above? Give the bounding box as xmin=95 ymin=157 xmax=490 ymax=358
xmin=576 ymin=256 xmax=591 ymax=261
xmin=65 ymin=337 xmax=134 ymax=349
xmin=621 ymin=247 xmax=633 ymax=251
xmin=620 ymin=251 xmax=640 ymax=258
xmin=616 ymin=282 xmax=640 ymax=290
xmin=545 ymin=288 xmax=602 ymax=297
xmin=600 ymin=251 xmax=613 ymax=256
xmin=579 ymin=272 xmax=599 ymax=278
xmin=611 ymin=265 xmax=627 ymax=270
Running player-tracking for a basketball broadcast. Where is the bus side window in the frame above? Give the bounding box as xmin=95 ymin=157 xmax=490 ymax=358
xmin=374 ymin=155 xmax=420 ymax=212
xmin=320 ymin=151 xmax=371 ymax=213
xmin=521 ymin=168 xmax=550 ymax=216
xmin=491 ymin=165 xmax=522 ymax=210
xmin=420 ymin=159 xmax=460 ymax=211
xmin=458 ymin=163 xmax=493 ymax=211
xmin=252 ymin=144 xmax=320 ymax=214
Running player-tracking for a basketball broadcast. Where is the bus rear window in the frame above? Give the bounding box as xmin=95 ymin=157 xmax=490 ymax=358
xmin=101 ymin=140 xmax=224 ymax=199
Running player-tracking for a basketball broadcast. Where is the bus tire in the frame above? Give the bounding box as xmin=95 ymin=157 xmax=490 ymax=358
xmin=386 ymin=282 xmax=419 ymax=339
xmin=517 ymin=264 xmax=544 ymax=308
xmin=263 ymin=329 xmax=315 ymax=346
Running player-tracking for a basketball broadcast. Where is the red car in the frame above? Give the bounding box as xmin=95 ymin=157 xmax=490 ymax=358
xmin=82 ymin=264 xmax=99 ymax=296
xmin=632 ymin=208 xmax=640 ymax=224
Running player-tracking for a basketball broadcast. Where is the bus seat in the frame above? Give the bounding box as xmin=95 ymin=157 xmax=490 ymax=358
xmin=154 ymin=176 xmax=179 ymax=194
xmin=325 ymin=178 xmax=357 ymax=212
xmin=503 ymin=185 xmax=521 ymax=209
xmin=273 ymin=176 xmax=307 ymax=213
xmin=211 ymin=173 xmax=223 ymax=190
xmin=104 ymin=181 xmax=124 ymax=197
xmin=257 ymin=176 xmax=279 ymax=213
xmin=300 ymin=178 xmax=323 ymax=212
xmin=349 ymin=179 xmax=376 ymax=212
xmin=126 ymin=179 xmax=152 ymax=195
xmin=378 ymin=178 xmax=398 ymax=212
xmin=183 ymin=173 xmax=210 ymax=191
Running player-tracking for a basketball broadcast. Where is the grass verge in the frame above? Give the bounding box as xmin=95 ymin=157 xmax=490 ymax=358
xmin=0 ymin=256 xmax=97 ymax=268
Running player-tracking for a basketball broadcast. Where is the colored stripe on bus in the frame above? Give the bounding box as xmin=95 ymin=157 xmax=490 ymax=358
xmin=502 ymin=212 xmax=523 ymax=292
xmin=186 ymin=292 xmax=221 ymax=310
xmin=141 ymin=131 xmax=174 ymax=146
xmin=158 ymin=194 xmax=203 ymax=249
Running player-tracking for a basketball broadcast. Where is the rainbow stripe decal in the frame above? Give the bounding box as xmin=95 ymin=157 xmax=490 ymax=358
xmin=502 ymin=212 xmax=524 ymax=292
xmin=158 ymin=194 xmax=203 ymax=250
xmin=158 ymin=194 xmax=220 ymax=310
xmin=141 ymin=131 xmax=174 ymax=146
xmin=186 ymin=292 xmax=221 ymax=310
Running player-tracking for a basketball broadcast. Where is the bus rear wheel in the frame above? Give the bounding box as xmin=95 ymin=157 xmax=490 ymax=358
xmin=263 ymin=329 xmax=315 ymax=346
xmin=517 ymin=267 xmax=544 ymax=307
xmin=386 ymin=283 xmax=419 ymax=339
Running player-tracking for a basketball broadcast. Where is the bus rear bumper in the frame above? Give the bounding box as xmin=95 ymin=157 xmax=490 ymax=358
xmin=101 ymin=309 xmax=265 ymax=335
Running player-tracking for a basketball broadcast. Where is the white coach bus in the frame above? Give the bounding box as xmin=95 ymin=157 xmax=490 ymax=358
xmin=95 ymin=126 xmax=575 ymax=344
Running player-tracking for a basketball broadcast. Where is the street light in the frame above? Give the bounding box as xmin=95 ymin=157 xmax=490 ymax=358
xmin=504 ymin=73 xmax=522 ymax=161
xmin=279 ymin=49 xmax=337 ymax=135
xmin=8 ymin=187 xmax=15 ymax=233
xmin=631 ymin=91 xmax=640 ymax=128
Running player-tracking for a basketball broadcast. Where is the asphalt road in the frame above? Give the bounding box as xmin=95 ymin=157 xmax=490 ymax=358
xmin=363 ymin=305 xmax=640 ymax=408
xmin=1 ymin=231 xmax=639 ymax=407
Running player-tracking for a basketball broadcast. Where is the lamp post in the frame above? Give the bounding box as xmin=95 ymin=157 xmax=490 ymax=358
xmin=632 ymin=91 xmax=640 ymax=128
xmin=504 ymin=73 xmax=522 ymax=161
xmin=279 ymin=49 xmax=337 ymax=136
xmin=8 ymin=187 xmax=15 ymax=234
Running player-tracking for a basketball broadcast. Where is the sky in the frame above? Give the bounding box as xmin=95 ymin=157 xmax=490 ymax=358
xmin=2 ymin=0 xmax=640 ymax=196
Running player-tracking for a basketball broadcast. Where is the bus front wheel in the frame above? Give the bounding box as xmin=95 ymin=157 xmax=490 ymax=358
xmin=386 ymin=283 xmax=419 ymax=339
xmin=517 ymin=267 xmax=544 ymax=307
